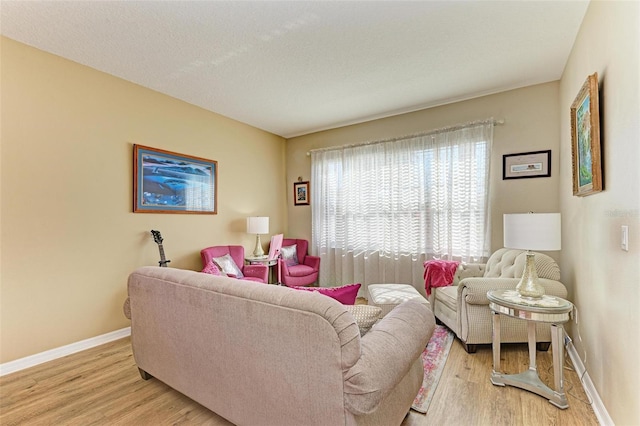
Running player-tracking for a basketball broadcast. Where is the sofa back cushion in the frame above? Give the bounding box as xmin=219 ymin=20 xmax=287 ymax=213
xmin=484 ymin=248 xmax=560 ymax=280
xmin=128 ymin=267 xmax=361 ymax=425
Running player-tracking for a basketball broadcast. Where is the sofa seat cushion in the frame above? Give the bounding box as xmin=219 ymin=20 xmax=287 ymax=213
xmin=434 ymin=285 xmax=458 ymax=313
xmin=287 ymin=264 xmax=315 ymax=277
xmin=291 ymin=283 xmax=361 ymax=305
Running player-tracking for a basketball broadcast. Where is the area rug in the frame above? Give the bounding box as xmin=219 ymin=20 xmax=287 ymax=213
xmin=411 ymin=325 xmax=455 ymax=413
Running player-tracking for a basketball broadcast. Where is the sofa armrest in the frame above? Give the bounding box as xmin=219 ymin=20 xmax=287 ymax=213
xmin=303 ymin=254 xmax=320 ymax=270
xmin=243 ymin=264 xmax=268 ymax=282
xmin=277 ymin=258 xmax=288 ymax=278
xmin=458 ymin=277 xmax=568 ymax=305
xmin=343 ymin=300 xmax=435 ymax=415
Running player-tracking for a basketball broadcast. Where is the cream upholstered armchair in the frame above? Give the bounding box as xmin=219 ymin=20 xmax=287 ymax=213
xmin=430 ymin=248 xmax=567 ymax=353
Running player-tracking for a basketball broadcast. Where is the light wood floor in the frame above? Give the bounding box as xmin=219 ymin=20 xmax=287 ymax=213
xmin=0 ymin=336 xmax=599 ymax=425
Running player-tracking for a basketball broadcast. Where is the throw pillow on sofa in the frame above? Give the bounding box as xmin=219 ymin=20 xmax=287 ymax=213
xmin=201 ymin=259 xmax=223 ymax=276
xmin=344 ymin=305 xmax=382 ymax=335
xmin=291 ymin=283 xmax=361 ymax=305
xmin=280 ymin=244 xmax=299 ymax=266
xmin=213 ymin=253 xmax=244 ymax=278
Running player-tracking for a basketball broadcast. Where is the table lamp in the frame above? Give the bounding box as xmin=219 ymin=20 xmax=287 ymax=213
xmin=247 ymin=216 xmax=269 ymax=258
xmin=503 ymin=212 xmax=561 ymax=298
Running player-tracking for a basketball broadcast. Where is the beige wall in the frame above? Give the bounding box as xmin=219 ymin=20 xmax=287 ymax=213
xmin=286 ymin=82 xmax=561 ymax=257
xmin=559 ymin=1 xmax=639 ymax=424
xmin=0 ymin=38 xmax=287 ymax=363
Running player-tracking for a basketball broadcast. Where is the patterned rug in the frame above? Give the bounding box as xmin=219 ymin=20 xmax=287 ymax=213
xmin=411 ymin=325 xmax=455 ymax=413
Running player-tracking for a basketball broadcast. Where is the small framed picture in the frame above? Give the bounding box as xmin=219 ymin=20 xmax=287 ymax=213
xmin=294 ymin=181 xmax=310 ymax=206
xmin=502 ymin=150 xmax=551 ymax=180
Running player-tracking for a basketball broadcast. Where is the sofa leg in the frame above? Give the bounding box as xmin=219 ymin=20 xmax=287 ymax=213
xmin=463 ymin=343 xmax=477 ymax=354
xmin=138 ymin=368 xmax=153 ymax=380
xmin=536 ymin=342 xmax=551 ymax=352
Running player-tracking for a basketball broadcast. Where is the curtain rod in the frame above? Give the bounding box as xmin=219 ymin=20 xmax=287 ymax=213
xmin=306 ymin=118 xmax=504 ymax=156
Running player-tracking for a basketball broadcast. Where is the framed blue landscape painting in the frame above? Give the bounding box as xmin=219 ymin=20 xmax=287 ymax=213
xmin=134 ymin=145 xmax=217 ymax=214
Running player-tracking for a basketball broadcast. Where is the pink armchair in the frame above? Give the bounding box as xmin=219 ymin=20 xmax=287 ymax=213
xmin=276 ymin=238 xmax=320 ymax=287
xmin=200 ymin=245 xmax=268 ymax=283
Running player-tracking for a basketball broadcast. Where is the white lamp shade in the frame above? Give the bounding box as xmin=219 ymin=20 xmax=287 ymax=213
xmin=504 ymin=213 xmax=561 ymax=251
xmin=247 ymin=216 xmax=269 ymax=235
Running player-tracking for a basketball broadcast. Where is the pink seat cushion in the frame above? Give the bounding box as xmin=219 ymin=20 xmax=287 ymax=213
xmin=240 ymin=277 xmax=266 ymax=283
xmin=291 ymin=283 xmax=361 ymax=305
xmin=287 ymin=264 xmax=316 ymax=277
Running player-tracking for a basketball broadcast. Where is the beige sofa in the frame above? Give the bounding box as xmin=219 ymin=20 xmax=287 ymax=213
xmin=429 ymin=249 xmax=567 ymax=353
xmin=127 ymin=267 xmax=435 ymax=426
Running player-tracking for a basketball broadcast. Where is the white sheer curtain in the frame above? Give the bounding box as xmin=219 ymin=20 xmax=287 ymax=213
xmin=311 ymin=120 xmax=493 ymax=293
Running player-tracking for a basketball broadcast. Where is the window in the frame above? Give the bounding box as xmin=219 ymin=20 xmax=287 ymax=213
xmin=311 ymin=120 xmax=493 ymax=288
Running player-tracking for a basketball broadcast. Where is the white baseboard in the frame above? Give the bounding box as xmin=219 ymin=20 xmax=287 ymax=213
xmin=566 ymin=341 xmax=613 ymax=426
xmin=0 ymin=327 xmax=131 ymax=377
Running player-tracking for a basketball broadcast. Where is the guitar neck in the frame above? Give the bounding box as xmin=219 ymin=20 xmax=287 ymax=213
xmin=151 ymin=230 xmax=170 ymax=267
xmin=157 ymin=244 xmax=170 ymax=267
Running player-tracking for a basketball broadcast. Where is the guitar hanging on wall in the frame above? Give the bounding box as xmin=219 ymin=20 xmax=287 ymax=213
xmin=151 ymin=230 xmax=171 ymax=267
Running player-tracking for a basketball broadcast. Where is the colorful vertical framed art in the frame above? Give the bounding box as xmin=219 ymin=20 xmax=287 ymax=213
xmin=570 ymin=72 xmax=602 ymax=196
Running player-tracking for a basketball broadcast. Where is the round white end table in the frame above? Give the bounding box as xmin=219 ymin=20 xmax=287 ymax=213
xmin=487 ymin=289 xmax=573 ymax=409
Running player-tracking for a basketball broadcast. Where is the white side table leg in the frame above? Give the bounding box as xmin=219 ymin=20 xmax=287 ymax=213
xmin=549 ymin=323 xmax=569 ymax=408
xmin=490 ymin=310 xmax=504 ymax=385
xmin=527 ymin=321 xmax=537 ymax=372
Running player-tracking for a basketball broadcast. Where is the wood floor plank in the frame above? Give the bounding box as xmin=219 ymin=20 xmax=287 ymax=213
xmin=1 ymin=335 xmax=599 ymax=425
xmin=403 ymin=340 xmax=599 ymax=426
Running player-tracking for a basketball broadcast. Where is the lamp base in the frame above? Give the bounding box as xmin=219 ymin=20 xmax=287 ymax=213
xmin=252 ymin=234 xmax=264 ymax=258
xmin=516 ymin=251 xmax=545 ymax=299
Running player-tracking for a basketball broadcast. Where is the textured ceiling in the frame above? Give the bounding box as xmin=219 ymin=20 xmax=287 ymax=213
xmin=0 ymin=1 xmax=589 ymax=138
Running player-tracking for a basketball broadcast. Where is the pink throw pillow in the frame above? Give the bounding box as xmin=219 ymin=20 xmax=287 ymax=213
xmin=291 ymin=283 xmax=361 ymax=305
xmin=201 ymin=259 xmax=223 ymax=276
xmin=212 ymin=253 xmax=244 ymax=278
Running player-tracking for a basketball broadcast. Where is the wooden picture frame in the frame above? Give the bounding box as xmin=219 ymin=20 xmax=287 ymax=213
xmin=503 ymin=150 xmax=551 ymax=180
xmin=570 ymin=72 xmax=602 ymax=196
xmin=294 ymin=181 xmax=310 ymax=206
xmin=133 ymin=144 xmax=217 ymax=214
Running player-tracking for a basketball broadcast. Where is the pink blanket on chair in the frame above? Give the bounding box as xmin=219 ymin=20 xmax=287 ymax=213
xmin=423 ymin=260 xmax=460 ymax=296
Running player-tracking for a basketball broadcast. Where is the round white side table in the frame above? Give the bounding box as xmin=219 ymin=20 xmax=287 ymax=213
xmin=487 ymin=289 xmax=573 ymax=409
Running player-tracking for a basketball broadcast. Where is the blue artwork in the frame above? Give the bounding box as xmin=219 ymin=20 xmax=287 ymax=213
xmin=134 ymin=145 xmax=217 ymax=213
